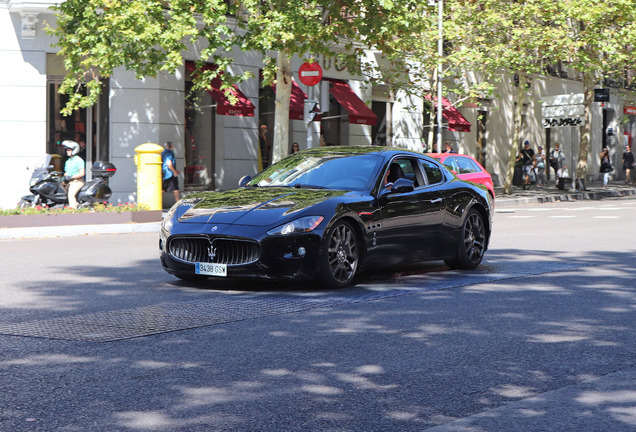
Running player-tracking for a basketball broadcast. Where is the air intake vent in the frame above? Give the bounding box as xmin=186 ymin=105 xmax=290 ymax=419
xmin=169 ymin=236 xmax=259 ymax=265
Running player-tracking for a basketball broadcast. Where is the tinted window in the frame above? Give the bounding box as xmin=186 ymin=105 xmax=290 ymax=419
xmin=421 ymin=159 xmax=443 ymax=184
xmin=454 ymin=157 xmax=481 ymax=174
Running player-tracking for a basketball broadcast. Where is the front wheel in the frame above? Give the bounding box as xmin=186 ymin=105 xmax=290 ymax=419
xmin=445 ymin=208 xmax=487 ymax=270
xmin=18 ymin=198 xmax=35 ymax=209
xmin=320 ymin=220 xmax=360 ymax=289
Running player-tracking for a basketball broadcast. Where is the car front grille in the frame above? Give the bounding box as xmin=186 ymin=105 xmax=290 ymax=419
xmin=168 ymin=236 xmax=260 ymax=265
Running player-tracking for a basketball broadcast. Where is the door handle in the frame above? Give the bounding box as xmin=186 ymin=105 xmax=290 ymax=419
xmin=430 ymin=198 xmax=443 ymax=204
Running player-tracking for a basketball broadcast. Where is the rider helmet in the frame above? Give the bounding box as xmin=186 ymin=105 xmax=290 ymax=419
xmin=62 ymin=140 xmax=80 ymax=156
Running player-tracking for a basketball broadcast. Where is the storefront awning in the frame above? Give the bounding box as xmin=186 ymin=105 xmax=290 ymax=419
xmin=185 ymin=61 xmax=255 ymax=117
xmin=329 ymin=80 xmax=378 ymax=126
xmin=271 ymin=79 xmax=315 ymax=121
xmin=426 ymin=95 xmax=471 ymax=132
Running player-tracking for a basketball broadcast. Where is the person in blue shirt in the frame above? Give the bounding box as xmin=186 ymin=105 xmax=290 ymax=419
xmin=162 ymin=141 xmax=180 ymax=202
xmin=61 ymin=140 xmax=85 ymax=209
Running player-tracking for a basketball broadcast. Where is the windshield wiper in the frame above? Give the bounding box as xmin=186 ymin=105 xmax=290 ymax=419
xmin=292 ymin=183 xmax=327 ymax=189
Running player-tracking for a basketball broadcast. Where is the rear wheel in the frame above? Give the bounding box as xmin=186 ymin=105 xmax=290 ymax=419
xmin=445 ymin=208 xmax=486 ymax=269
xmin=320 ymin=220 xmax=360 ymax=288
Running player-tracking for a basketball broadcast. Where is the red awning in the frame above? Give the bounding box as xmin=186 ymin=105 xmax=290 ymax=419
xmin=271 ymin=79 xmax=312 ymax=121
xmin=185 ymin=61 xmax=255 ymax=117
xmin=329 ymin=80 xmax=378 ymax=126
xmin=426 ymin=95 xmax=471 ymax=132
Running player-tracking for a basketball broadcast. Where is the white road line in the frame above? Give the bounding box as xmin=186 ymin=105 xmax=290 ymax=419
xmin=507 ymin=215 xmax=535 ymax=219
xmin=592 ymin=216 xmax=620 ymax=219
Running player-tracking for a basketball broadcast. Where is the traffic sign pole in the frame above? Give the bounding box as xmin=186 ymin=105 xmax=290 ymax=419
xmin=298 ymin=62 xmax=323 ymax=149
xmin=306 ymin=86 xmax=315 ymax=149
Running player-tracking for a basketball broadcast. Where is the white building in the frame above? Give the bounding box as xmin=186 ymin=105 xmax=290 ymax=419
xmin=1 ymin=0 xmax=634 ymax=209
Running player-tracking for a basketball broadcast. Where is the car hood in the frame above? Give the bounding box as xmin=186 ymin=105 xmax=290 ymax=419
xmin=178 ymin=187 xmax=348 ymax=226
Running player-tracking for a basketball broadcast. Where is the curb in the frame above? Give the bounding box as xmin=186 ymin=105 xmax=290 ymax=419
xmin=494 ymin=186 xmax=636 ymax=207
xmin=0 ymin=222 xmax=161 ymax=240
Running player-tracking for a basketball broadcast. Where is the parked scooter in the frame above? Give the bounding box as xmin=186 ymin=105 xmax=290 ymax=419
xmin=19 ymin=154 xmax=117 ymax=208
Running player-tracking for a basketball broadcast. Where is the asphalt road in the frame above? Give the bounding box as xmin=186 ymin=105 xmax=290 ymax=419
xmin=0 ymin=197 xmax=635 ymax=431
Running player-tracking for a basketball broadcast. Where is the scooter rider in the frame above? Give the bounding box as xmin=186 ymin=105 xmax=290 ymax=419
xmin=61 ymin=140 xmax=85 ymax=209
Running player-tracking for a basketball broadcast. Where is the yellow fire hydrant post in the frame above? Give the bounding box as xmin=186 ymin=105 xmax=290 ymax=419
xmin=134 ymin=143 xmax=164 ymax=211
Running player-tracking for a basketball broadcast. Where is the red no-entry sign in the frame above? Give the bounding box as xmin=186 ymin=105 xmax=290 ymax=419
xmin=298 ymin=62 xmax=323 ymax=86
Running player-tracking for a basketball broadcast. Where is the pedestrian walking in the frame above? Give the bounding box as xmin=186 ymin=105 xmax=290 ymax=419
xmin=550 ymin=142 xmax=565 ymax=185
xmin=516 ymin=140 xmax=535 ymax=189
xmin=600 ymin=147 xmax=613 ymax=188
xmin=162 ymin=141 xmax=180 ymax=202
xmin=622 ymin=144 xmax=635 ymax=185
xmin=535 ymin=145 xmax=547 ymax=185
xmin=259 ymin=124 xmax=270 ymax=168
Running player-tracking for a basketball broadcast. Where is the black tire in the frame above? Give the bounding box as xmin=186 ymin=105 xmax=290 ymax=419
xmin=445 ymin=208 xmax=487 ymax=270
xmin=320 ymin=220 xmax=360 ymax=288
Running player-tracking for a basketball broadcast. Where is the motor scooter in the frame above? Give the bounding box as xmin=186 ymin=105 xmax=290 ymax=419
xmin=19 ymin=154 xmax=117 ymax=208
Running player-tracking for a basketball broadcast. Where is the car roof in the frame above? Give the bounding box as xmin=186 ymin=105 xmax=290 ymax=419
xmin=427 ymin=153 xmax=475 ymax=159
xmin=301 ymin=145 xmax=431 ymax=159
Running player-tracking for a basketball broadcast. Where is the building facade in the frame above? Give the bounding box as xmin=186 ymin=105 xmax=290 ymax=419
xmin=1 ymin=0 xmax=634 ymax=210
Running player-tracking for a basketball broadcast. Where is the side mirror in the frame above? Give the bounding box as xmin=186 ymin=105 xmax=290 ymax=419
xmin=238 ymin=175 xmax=252 ymax=187
xmin=391 ymin=178 xmax=415 ymax=193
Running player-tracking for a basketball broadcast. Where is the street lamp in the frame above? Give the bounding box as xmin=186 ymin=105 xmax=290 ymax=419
xmin=428 ymin=0 xmax=443 ymax=153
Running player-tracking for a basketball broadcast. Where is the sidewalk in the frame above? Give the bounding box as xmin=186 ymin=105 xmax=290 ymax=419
xmin=2 ymin=180 xmax=635 ymax=240
xmin=495 ymin=178 xmax=636 ymax=207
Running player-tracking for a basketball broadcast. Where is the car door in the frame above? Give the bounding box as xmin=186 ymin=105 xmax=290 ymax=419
xmin=375 ymin=157 xmax=446 ymax=262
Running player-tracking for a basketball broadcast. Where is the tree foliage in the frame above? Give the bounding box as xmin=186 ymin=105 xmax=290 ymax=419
xmin=50 ymin=0 xmax=433 ymax=160
xmin=451 ymin=0 xmax=636 ymax=191
xmin=50 ymin=0 xmax=430 ymax=111
xmin=49 ymin=0 xmax=636 ymax=179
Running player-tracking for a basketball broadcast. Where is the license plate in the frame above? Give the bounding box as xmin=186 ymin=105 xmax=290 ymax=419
xmin=195 ymin=262 xmax=227 ymax=277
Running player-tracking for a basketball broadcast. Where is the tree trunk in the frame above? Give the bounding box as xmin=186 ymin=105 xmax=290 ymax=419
xmin=577 ymin=73 xmax=594 ymax=182
xmin=273 ymin=51 xmax=292 ymax=164
xmin=503 ymin=73 xmax=526 ymax=194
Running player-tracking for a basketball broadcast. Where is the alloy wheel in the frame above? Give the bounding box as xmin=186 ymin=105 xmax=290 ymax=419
xmin=463 ymin=211 xmax=486 ymax=263
xmin=326 ymin=222 xmax=359 ymax=285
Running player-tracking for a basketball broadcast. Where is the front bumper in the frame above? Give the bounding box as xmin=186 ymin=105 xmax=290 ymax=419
xmin=160 ymin=225 xmax=324 ymax=281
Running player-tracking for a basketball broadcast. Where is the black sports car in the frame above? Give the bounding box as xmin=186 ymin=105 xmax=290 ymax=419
xmin=160 ymin=146 xmax=493 ymax=288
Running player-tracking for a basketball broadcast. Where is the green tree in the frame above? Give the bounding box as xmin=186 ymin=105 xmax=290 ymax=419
xmin=557 ymin=0 xmax=636 ymax=183
xmin=50 ymin=0 xmax=431 ymax=164
xmin=451 ymin=0 xmax=569 ymax=193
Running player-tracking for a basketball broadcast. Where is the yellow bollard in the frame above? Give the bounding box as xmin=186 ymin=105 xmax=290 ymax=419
xmin=134 ymin=143 xmax=164 ymax=211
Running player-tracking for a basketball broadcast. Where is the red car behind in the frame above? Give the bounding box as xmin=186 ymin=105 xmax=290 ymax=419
xmin=428 ymin=153 xmax=495 ymax=200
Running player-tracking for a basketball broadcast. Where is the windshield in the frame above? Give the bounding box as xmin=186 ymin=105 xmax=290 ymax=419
xmin=247 ymin=153 xmax=383 ymax=191
xmin=34 ymin=154 xmax=52 ymax=170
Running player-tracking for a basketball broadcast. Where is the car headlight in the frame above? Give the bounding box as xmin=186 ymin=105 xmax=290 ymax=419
xmin=267 ymin=216 xmax=324 ymax=236
xmin=161 ymin=205 xmax=178 ymax=234
xmin=161 ymin=198 xmax=201 ymax=234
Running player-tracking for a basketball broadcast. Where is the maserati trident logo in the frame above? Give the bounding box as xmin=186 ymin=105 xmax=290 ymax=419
xmin=208 ymin=245 xmax=217 ymax=262
xmin=211 ymin=226 xmax=218 ymax=232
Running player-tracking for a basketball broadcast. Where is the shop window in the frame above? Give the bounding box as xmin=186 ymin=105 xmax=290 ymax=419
xmin=47 ymin=81 xmax=109 ymax=174
xmin=321 ymin=88 xmax=344 ymax=146
xmin=185 ymin=80 xmax=216 ymax=190
xmin=258 ymin=82 xmax=274 ymax=168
